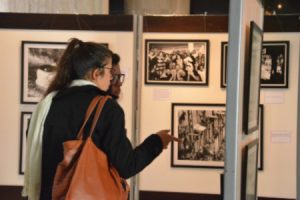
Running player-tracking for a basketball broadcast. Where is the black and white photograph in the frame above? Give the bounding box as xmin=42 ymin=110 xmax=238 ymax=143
xmin=221 ymin=41 xmax=289 ymax=88
xmin=19 ymin=112 xmax=32 ymax=175
xmin=171 ymin=103 xmax=225 ymax=168
xmin=243 ymin=21 xmax=263 ymax=135
xmin=171 ymin=103 xmax=264 ymax=169
xmin=260 ymin=41 xmax=289 ymax=88
xmin=145 ymin=40 xmax=209 ymax=85
xmin=21 ymin=41 xmax=66 ymax=104
xmin=241 ymin=138 xmax=259 ymax=200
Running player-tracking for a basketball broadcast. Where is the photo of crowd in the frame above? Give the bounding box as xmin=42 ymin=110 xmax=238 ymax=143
xmin=145 ymin=40 xmax=209 ymax=85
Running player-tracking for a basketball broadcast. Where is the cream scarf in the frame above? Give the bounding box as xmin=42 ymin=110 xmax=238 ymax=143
xmin=22 ymin=80 xmax=97 ymax=200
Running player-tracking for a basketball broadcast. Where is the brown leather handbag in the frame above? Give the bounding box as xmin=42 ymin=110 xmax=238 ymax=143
xmin=52 ymin=96 xmax=129 ymax=200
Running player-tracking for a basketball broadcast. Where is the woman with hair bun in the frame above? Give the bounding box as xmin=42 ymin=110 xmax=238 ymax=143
xmin=22 ymin=38 xmax=178 ymax=200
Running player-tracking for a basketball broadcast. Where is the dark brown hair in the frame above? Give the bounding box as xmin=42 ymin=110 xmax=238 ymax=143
xmin=45 ymin=38 xmax=112 ymax=96
xmin=112 ymin=53 xmax=120 ymax=66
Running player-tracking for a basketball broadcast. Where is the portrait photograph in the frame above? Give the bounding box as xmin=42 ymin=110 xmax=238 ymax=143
xmin=145 ymin=39 xmax=209 ymax=85
xmin=19 ymin=112 xmax=32 ymax=175
xmin=171 ymin=103 xmax=264 ymax=169
xmin=21 ymin=41 xmax=67 ymax=104
xmin=221 ymin=41 xmax=289 ymax=88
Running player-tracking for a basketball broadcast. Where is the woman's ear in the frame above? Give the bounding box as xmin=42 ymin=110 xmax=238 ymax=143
xmin=91 ymin=68 xmax=101 ymax=81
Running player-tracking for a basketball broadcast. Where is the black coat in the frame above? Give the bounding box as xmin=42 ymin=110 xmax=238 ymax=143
xmin=40 ymin=85 xmax=163 ymax=200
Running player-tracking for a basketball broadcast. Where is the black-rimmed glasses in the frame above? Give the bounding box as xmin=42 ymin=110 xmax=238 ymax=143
xmin=112 ymin=74 xmax=125 ymax=84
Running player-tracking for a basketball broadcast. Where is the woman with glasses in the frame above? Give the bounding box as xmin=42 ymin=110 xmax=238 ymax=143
xmin=23 ymin=38 xmax=179 ymax=200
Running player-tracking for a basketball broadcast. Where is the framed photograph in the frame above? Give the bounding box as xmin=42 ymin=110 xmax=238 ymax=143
xmin=220 ymin=42 xmax=228 ymax=88
xmin=145 ymin=39 xmax=209 ymax=85
xmin=221 ymin=41 xmax=289 ymax=88
xmin=243 ymin=21 xmax=263 ymax=135
xmin=171 ymin=103 xmax=264 ymax=169
xmin=261 ymin=41 xmax=289 ymax=88
xmin=241 ymin=138 xmax=259 ymax=200
xmin=19 ymin=112 xmax=32 ymax=175
xmin=257 ymin=105 xmax=264 ymax=170
xmin=21 ymin=41 xmax=67 ymax=104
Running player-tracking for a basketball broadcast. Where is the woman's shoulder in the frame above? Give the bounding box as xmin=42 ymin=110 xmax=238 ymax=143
xmin=103 ymin=96 xmax=124 ymax=113
xmin=98 ymin=96 xmax=125 ymax=123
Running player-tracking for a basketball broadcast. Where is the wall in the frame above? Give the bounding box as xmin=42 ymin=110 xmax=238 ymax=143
xmin=139 ymin=32 xmax=299 ymax=199
xmin=258 ymin=33 xmax=298 ymax=198
xmin=139 ymin=33 xmax=228 ymax=195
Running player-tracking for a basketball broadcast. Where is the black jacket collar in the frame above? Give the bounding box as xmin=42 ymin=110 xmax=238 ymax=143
xmin=54 ymin=85 xmax=108 ymax=100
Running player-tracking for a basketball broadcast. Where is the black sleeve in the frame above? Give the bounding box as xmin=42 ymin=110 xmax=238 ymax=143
xmin=95 ymin=101 xmax=163 ymax=179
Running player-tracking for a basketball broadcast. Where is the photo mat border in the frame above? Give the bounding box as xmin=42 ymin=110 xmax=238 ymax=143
xmin=145 ymin=39 xmax=210 ymax=86
xmin=171 ymin=103 xmax=264 ymax=169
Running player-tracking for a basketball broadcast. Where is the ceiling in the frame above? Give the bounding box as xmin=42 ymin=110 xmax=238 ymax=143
xmin=190 ymin=0 xmax=300 ymax=15
xmin=109 ymin=0 xmax=300 ymax=15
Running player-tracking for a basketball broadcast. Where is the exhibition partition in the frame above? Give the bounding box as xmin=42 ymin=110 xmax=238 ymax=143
xmin=0 ymin=12 xmax=299 ymax=200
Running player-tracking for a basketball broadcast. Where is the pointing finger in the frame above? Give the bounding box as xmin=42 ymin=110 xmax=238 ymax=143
xmin=171 ymin=136 xmax=181 ymax=142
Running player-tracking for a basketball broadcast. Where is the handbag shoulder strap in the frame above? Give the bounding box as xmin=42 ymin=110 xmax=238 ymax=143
xmin=77 ymin=96 xmax=102 ymax=140
xmin=89 ymin=95 xmax=111 ymax=137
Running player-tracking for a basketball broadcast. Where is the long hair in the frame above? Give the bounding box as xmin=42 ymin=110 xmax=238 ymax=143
xmin=45 ymin=38 xmax=112 ymax=96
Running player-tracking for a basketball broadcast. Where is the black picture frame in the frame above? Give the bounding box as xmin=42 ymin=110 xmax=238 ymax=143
xmin=241 ymin=138 xmax=259 ymax=200
xmin=220 ymin=41 xmax=289 ymax=88
xmin=20 ymin=41 xmax=109 ymax=104
xmin=21 ymin=41 xmax=67 ymax=104
xmin=257 ymin=105 xmax=264 ymax=170
xmin=220 ymin=42 xmax=228 ymax=88
xmin=260 ymin=41 xmax=289 ymax=88
xmin=145 ymin=39 xmax=209 ymax=85
xmin=171 ymin=103 xmax=264 ymax=169
xmin=19 ymin=112 xmax=32 ymax=175
xmin=243 ymin=21 xmax=263 ymax=135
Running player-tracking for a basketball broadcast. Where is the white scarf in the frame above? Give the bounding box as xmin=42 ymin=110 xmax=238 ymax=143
xmin=22 ymin=80 xmax=97 ymax=200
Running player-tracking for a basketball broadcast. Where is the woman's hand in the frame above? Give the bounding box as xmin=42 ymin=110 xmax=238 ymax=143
xmin=156 ymin=129 xmax=180 ymax=149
